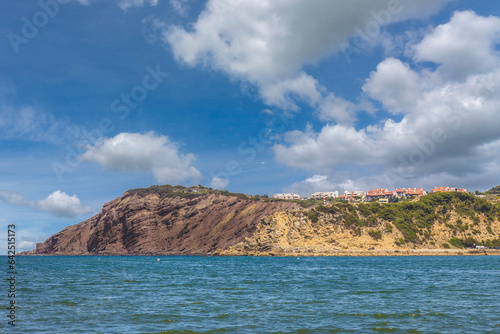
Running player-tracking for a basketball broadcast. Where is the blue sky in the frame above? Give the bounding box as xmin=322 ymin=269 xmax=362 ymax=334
xmin=2 ymin=0 xmax=500 ymax=252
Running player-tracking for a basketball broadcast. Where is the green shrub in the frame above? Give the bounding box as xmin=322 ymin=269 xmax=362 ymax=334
xmin=368 ymin=202 xmax=381 ymax=214
xmin=366 ymin=215 xmax=378 ymax=226
xmin=346 ymin=204 xmax=356 ymax=212
xmin=306 ymin=210 xmax=319 ymax=223
xmin=449 ymin=237 xmax=464 ymax=248
xmin=300 ymin=199 xmax=323 ymax=208
xmin=478 ymin=238 xmax=500 ymax=247
xmin=455 ymin=219 xmax=468 ymax=231
xmin=317 ymin=204 xmax=339 ymax=213
xmin=345 ymin=213 xmax=362 ymax=227
xmin=471 ymin=215 xmax=480 ymax=225
xmin=358 ymin=204 xmax=372 ymax=218
xmin=395 ymin=238 xmax=406 ymax=245
xmin=442 ymin=243 xmax=450 ymax=249
xmin=461 ymin=237 xmax=476 ymax=248
xmin=368 ymin=230 xmax=382 ymax=240
xmin=486 ymin=226 xmax=495 ymax=235
xmin=379 ymin=205 xmax=399 ymax=221
xmin=385 ymin=223 xmax=393 ymax=233
xmin=332 ymin=198 xmax=348 ymax=204
xmin=394 ymin=220 xmax=419 ymax=243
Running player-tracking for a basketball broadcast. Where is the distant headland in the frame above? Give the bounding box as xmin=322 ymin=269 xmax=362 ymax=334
xmin=20 ymin=184 xmax=500 ymax=257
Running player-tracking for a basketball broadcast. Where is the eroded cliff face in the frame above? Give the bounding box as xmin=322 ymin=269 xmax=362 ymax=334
xmin=23 ymin=187 xmax=500 ymax=257
xmin=215 ymin=208 xmax=500 ymax=256
xmin=25 ymin=192 xmax=296 ymax=255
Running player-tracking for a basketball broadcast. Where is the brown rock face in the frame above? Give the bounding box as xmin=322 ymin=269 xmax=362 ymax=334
xmin=26 ymin=192 xmax=296 ymax=255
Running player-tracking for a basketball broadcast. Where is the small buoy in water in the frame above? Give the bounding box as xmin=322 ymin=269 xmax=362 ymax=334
xmin=157 ymin=258 xmax=160 ymax=261
xmin=297 ymin=258 xmax=299 ymax=260
xmin=98 ymin=259 xmax=100 ymax=261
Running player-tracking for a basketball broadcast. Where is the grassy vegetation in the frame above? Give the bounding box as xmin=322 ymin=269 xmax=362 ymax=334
xmin=127 ymin=184 xmax=271 ymax=201
xmin=368 ymin=230 xmax=382 ymax=240
xmin=308 ymin=191 xmax=500 ymax=245
xmin=305 ymin=210 xmax=319 ymax=223
xmin=446 ymin=236 xmax=500 ymax=248
xmin=448 ymin=237 xmax=464 ymax=248
xmin=486 ymin=185 xmax=500 ymax=195
xmin=129 ymin=184 xmax=499 ymax=248
xmin=299 ymin=199 xmax=325 ymax=208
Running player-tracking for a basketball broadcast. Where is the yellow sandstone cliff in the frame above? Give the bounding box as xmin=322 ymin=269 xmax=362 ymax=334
xmin=215 ymin=196 xmax=500 ymax=256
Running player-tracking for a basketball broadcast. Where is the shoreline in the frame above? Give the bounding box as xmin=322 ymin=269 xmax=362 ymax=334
xmin=16 ymin=248 xmax=500 ymax=257
xmin=214 ymin=248 xmax=500 ymax=257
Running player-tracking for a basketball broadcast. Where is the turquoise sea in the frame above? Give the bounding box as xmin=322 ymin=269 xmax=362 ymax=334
xmin=3 ymin=256 xmax=500 ymax=333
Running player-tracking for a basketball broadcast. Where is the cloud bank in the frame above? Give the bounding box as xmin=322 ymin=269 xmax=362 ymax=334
xmin=81 ymin=131 xmax=202 ymax=184
xmin=275 ymin=11 xmax=500 ymax=193
xmin=147 ymin=4 xmax=499 ymax=193
xmin=159 ymin=0 xmax=450 ymax=119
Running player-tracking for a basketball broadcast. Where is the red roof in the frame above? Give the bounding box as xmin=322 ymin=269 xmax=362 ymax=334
xmin=406 ymin=188 xmax=425 ymax=195
xmin=432 ymin=187 xmax=467 ymax=193
xmin=367 ymin=189 xmax=389 ymax=196
xmin=368 ymin=188 xmax=424 ymax=197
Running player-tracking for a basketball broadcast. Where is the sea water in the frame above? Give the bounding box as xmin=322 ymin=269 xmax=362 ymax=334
xmin=3 ymin=256 xmax=500 ymax=333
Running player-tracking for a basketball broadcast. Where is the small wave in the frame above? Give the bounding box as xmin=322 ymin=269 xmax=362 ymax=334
xmin=353 ymin=290 xmax=378 ymax=294
xmin=53 ymin=300 xmax=77 ymax=306
xmin=372 ymin=327 xmax=399 ymax=333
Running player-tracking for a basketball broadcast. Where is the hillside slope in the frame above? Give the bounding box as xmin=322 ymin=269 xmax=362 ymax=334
xmin=23 ymin=186 xmax=296 ymax=255
xmin=216 ymin=192 xmax=500 ymax=256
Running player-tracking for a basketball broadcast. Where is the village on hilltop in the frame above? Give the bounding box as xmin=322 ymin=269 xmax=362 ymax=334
xmin=273 ymin=186 xmax=468 ymax=204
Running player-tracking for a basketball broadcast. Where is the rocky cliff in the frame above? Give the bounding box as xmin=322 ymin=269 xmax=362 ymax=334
xmin=215 ymin=192 xmax=500 ymax=256
xmin=23 ymin=187 xmax=296 ymax=255
xmin=23 ymin=186 xmax=500 ymax=256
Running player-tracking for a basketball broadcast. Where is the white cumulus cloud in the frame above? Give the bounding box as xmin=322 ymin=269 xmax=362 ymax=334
xmin=413 ymin=10 xmax=500 ymax=79
xmin=0 ymin=190 xmax=91 ymax=218
xmin=81 ymin=131 xmax=202 ymax=184
xmin=362 ymin=57 xmax=423 ymax=114
xmin=156 ymin=0 xmax=449 ymax=119
xmin=36 ymin=190 xmax=92 ymax=218
xmin=210 ymin=176 xmax=229 ymax=190
xmin=274 ymin=11 xmax=500 ymax=191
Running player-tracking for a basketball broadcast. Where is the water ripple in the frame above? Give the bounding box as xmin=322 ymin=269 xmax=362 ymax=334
xmin=6 ymin=255 xmax=500 ymax=333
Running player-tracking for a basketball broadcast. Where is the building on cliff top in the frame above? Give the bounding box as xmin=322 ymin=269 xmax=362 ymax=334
xmin=344 ymin=190 xmax=365 ymax=197
xmin=309 ymin=191 xmax=339 ymax=199
xmin=366 ymin=189 xmax=394 ymax=201
xmin=272 ymin=193 xmax=302 ymax=200
xmin=431 ymin=186 xmax=467 ymax=193
xmin=366 ymin=188 xmax=426 ymax=202
xmin=340 ymin=190 xmax=366 ymax=202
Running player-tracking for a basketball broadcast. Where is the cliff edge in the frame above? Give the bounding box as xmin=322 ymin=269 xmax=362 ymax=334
xmin=22 ymin=186 xmax=296 ymax=255
xmin=215 ymin=192 xmax=500 ymax=256
xmin=21 ymin=186 xmax=500 ymax=256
